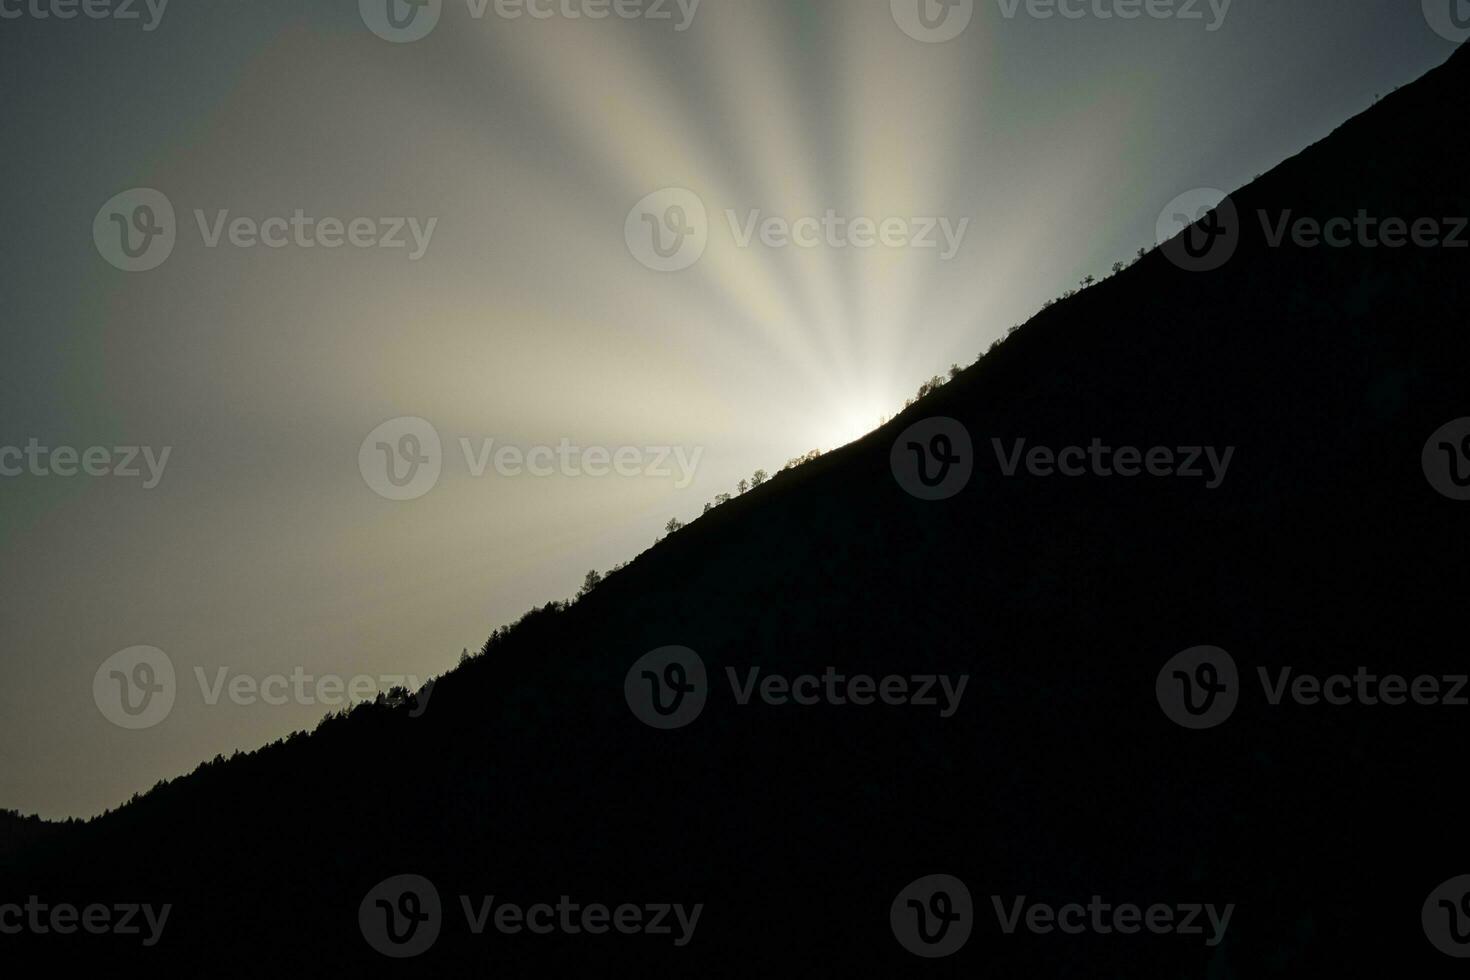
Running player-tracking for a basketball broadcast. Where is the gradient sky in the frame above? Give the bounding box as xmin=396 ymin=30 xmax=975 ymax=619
xmin=0 ymin=0 xmax=1459 ymax=818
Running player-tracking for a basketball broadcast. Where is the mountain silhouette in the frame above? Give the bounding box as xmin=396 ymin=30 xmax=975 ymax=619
xmin=6 ymin=43 xmax=1470 ymax=977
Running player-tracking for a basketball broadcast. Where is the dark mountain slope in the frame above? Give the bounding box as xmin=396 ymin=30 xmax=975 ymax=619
xmin=6 ymin=44 xmax=1469 ymax=977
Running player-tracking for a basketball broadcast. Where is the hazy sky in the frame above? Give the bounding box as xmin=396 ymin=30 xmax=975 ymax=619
xmin=0 ymin=0 xmax=1459 ymax=818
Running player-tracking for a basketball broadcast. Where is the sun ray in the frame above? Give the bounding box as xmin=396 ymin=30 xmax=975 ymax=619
xmin=452 ymin=17 xmax=822 ymax=369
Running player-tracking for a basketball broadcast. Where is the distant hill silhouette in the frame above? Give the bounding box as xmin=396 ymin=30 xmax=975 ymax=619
xmin=6 ymin=44 xmax=1470 ymax=977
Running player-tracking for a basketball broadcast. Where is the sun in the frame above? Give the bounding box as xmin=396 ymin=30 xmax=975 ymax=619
xmin=821 ymin=397 xmax=892 ymax=450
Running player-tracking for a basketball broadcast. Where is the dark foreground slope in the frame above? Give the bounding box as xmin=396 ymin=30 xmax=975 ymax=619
xmin=6 ymin=45 xmax=1470 ymax=977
